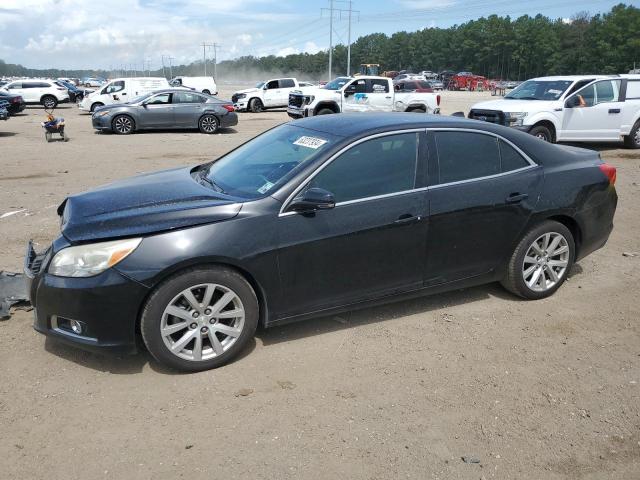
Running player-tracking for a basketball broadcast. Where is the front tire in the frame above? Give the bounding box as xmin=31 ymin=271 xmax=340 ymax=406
xmin=249 ymin=98 xmax=263 ymax=113
xmin=141 ymin=266 xmax=259 ymax=372
xmin=529 ymin=125 xmax=553 ymax=143
xmin=199 ymin=114 xmax=219 ymax=134
xmin=90 ymin=102 xmax=104 ymax=113
xmin=41 ymin=95 xmax=57 ymax=109
xmin=202 ymin=89 xmax=211 ymax=95
xmin=112 ymin=115 xmax=134 ymax=134
xmin=316 ymin=108 xmax=335 ymax=115
xmin=624 ymin=121 xmax=640 ymax=149
xmin=501 ymin=220 xmax=575 ymax=299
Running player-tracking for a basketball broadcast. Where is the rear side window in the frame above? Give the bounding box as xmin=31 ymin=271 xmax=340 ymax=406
xmin=173 ymin=92 xmax=205 ymax=103
xmin=279 ymin=79 xmax=295 ymax=88
xmin=627 ymin=81 xmax=640 ymax=99
xmin=368 ymin=79 xmax=389 ymax=93
xmin=499 ymin=140 xmax=530 ymax=172
xmin=434 ymin=131 xmax=500 ymax=184
xmin=309 ymin=133 xmax=418 ymax=203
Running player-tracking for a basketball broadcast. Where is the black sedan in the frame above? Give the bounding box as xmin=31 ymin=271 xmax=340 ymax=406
xmin=25 ymin=114 xmax=617 ymax=372
xmin=0 ymin=91 xmax=26 ymax=114
xmin=91 ymin=89 xmax=237 ymax=134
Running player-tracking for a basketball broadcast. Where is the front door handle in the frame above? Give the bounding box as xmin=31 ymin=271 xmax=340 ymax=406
xmin=394 ymin=214 xmax=422 ymax=225
xmin=506 ymin=192 xmax=529 ymax=204
xmin=608 ymin=108 xmax=620 ymax=114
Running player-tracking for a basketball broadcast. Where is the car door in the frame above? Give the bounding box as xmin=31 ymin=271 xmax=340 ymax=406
xmin=172 ymin=91 xmax=206 ymax=127
xmin=278 ymin=79 xmax=296 ymax=104
xmin=342 ymin=78 xmax=368 ymax=112
xmin=424 ymin=129 xmax=542 ymax=285
xmin=262 ymin=80 xmax=280 ymax=107
xmin=367 ymin=79 xmax=393 ymax=111
xmin=275 ymin=131 xmax=429 ymax=317
xmin=140 ymin=92 xmax=175 ymax=128
xmin=561 ymin=79 xmax=625 ymax=141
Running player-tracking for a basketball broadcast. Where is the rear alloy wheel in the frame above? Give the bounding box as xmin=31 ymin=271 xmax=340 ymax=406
xmin=249 ymin=98 xmax=263 ymax=113
xmin=41 ymin=95 xmax=57 ymax=109
xmin=112 ymin=115 xmax=134 ymax=134
xmin=199 ymin=114 xmax=219 ymax=134
xmin=501 ymin=220 xmax=574 ymax=299
xmin=141 ymin=267 xmax=258 ymax=372
xmin=624 ymin=122 xmax=640 ymax=149
xmin=529 ymin=125 xmax=553 ymax=143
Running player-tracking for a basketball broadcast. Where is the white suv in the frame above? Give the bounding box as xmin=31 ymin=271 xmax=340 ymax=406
xmin=469 ymin=75 xmax=640 ymax=148
xmin=0 ymin=79 xmax=70 ymax=109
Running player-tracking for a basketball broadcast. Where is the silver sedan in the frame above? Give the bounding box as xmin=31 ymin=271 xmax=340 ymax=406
xmin=91 ymin=89 xmax=238 ymax=135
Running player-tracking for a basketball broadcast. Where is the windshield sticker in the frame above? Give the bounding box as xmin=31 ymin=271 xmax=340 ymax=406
xmin=293 ymin=136 xmax=328 ymax=149
xmin=257 ymin=181 xmax=275 ymax=194
xmin=548 ymin=89 xmax=562 ymax=94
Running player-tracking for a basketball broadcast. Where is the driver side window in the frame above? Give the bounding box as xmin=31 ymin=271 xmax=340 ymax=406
xmin=105 ymin=81 xmax=125 ymax=94
xmin=266 ymin=80 xmax=279 ymax=90
xmin=573 ymin=80 xmax=621 ymax=107
xmin=147 ymin=93 xmax=171 ymax=104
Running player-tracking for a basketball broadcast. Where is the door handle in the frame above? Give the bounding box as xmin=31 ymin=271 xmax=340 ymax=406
xmin=385 ymin=96 xmax=392 ymax=99
xmin=608 ymin=108 xmax=620 ymax=114
xmin=506 ymin=193 xmax=529 ymax=204
xmin=394 ymin=214 xmax=422 ymax=225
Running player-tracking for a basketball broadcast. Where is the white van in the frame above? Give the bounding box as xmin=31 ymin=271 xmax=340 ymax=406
xmin=169 ymin=76 xmax=217 ymax=95
xmin=78 ymin=77 xmax=169 ymax=112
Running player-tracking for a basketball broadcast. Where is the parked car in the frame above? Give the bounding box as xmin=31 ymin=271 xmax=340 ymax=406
xmin=469 ymin=74 xmax=640 ymax=147
xmin=24 ymin=113 xmax=617 ymax=372
xmin=0 ymin=100 xmax=9 ymax=121
xmin=393 ymin=73 xmax=424 ymax=84
xmin=232 ymin=78 xmax=305 ymax=112
xmin=0 ymin=79 xmax=69 ymax=109
xmin=83 ymin=77 xmax=106 ymax=87
xmin=394 ymin=80 xmax=434 ymax=93
xmin=0 ymin=91 xmax=26 ymax=114
xmin=287 ymin=76 xmax=440 ymax=118
xmin=430 ymin=80 xmax=445 ymax=91
xmin=79 ymin=77 xmax=170 ymax=112
xmin=169 ymin=76 xmax=218 ymax=95
xmin=91 ymin=89 xmax=237 ymax=134
xmin=55 ymin=81 xmax=92 ymax=103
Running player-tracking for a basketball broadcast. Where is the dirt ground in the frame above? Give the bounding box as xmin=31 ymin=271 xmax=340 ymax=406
xmin=0 ymin=87 xmax=639 ymax=480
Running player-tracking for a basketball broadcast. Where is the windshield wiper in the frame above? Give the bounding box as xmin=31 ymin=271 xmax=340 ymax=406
xmin=198 ymin=169 xmax=226 ymax=194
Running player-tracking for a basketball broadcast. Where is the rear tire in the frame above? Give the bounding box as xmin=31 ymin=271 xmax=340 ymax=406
xmin=501 ymin=220 xmax=575 ymax=300
xmin=202 ymin=89 xmax=211 ymax=95
xmin=199 ymin=114 xmax=219 ymax=134
xmin=141 ymin=266 xmax=259 ymax=372
xmin=249 ymin=98 xmax=263 ymax=113
xmin=529 ymin=125 xmax=553 ymax=143
xmin=41 ymin=95 xmax=57 ymax=109
xmin=624 ymin=121 xmax=640 ymax=149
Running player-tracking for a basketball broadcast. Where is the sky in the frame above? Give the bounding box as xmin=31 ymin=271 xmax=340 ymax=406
xmin=0 ymin=0 xmax=632 ymax=71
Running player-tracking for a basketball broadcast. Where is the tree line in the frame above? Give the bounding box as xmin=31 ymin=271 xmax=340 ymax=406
xmin=1 ymin=3 xmax=638 ymax=81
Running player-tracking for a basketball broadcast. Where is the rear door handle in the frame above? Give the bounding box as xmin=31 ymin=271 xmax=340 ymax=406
xmin=608 ymin=108 xmax=620 ymax=114
xmin=394 ymin=214 xmax=422 ymax=225
xmin=506 ymin=193 xmax=529 ymax=204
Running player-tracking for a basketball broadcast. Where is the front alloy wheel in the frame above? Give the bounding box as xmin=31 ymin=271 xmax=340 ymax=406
xmin=113 ymin=115 xmax=134 ymax=134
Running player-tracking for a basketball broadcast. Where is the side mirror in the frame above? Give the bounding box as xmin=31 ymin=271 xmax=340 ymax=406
xmin=565 ymin=96 xmax=581 ymax=108
xmin=289 ymin=187 xmax=335 ymax=213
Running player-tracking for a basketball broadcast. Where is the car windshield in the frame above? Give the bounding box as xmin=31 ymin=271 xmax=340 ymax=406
xmin=255 ymin=82 xmax=265 ymax=89
xmin=324 ymin=77 xmax=350 ymax=90
xmin=505 ymin=80 xmax=573 ymax=100
xmin=204 ymin=124 xmax=337 ymax=199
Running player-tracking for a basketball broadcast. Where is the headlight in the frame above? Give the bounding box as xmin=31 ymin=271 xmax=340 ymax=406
xmin=236 ymin=93 xmax=246 ymax=99
xmin=506 ymin=112 xmax=527 ymax=127
xmin=304 ymin=95 xmax=315 ymax=105
xmin=48 ymin=238 xmax=142 ymax=277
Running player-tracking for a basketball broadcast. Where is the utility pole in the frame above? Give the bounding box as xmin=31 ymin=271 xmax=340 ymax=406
xmin=161 ymin=55 xmax=166 ymax=78
xmin=347 ymin=1 xmax=352 ymax=76
xmin=201 ymin=42 xmax=214 ymax=76
xmin=321 ymin=1 xmax=359 ymax=80
xmin=212 ymin=43 xmax=220 ymax=79
xmin=167 ymin=56 xmax=175 ymax=79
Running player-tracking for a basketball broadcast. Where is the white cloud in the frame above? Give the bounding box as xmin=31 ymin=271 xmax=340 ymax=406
xmin=395 ymin=0 xmax=457 ymax=9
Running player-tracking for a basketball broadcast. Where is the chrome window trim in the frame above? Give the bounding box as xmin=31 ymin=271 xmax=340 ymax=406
xmin=278 ymin=127 xmax=539 ymax=217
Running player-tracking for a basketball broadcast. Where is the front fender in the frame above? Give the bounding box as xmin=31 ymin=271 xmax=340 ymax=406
xmin=523 ymin=112 xmax=560 ymax=132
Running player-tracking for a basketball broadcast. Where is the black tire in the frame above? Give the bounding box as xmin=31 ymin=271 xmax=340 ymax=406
xmin=41 ymin=95 xmax=57 ymax=109
xmin=112 ymin=114 xmax=134 ymax=134
xmin=408 ymin=107 xmax=427 ymax=113
xmin=141 ymin=266 xmax=259 ymax=372
xmin=316 ymin=108 xmax=335 ymax=115
xmin=623 ymin=121 xmax=640 ymax=149
xmin=198 ymin=114 xmax=219 ymax=134
xmin=501 ymin=220 xmax=575 ymax=300
xmin=529 ymin=125 xmax=553 ymax=143
xmin=90 ymin=102 xmax=104 ymax=113
xmin=202 ymin=89 xmax=211 ymax=95
xmin=249 ymin=98 xmax=263 ymax=113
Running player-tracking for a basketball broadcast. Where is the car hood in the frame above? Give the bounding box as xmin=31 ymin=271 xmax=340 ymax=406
xmin=235 ymin=88 xmax=261 ymax=95
xmin=58 ymin=167 xmax=242 ymax=242
xmin=471 ymin=98 xmax=559 ymax=111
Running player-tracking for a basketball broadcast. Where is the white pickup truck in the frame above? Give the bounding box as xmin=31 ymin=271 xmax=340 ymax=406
xmin=232 ymin=78 xmax=314 ymax=112
xmin=287 ymin=76 xmax=441 ymax=119
xmin=469 ymin=74 xmax=640 ymax=148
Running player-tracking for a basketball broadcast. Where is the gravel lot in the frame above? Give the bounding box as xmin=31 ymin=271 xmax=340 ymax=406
xmin=1 ymin=87 xmax=639 ymax=479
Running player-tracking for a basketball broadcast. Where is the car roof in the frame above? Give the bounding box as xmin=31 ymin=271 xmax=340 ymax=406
xmin=527 ymin=75 xmax=612 ymax=81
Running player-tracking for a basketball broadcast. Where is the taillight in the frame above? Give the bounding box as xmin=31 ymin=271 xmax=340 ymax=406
xmin=222 ymin=105 xmax=234 ymax=112
xmin=436 ymin=94 xmax=441 ymax=106
xmin=599 ymin=163 xmax=616 ymax=185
